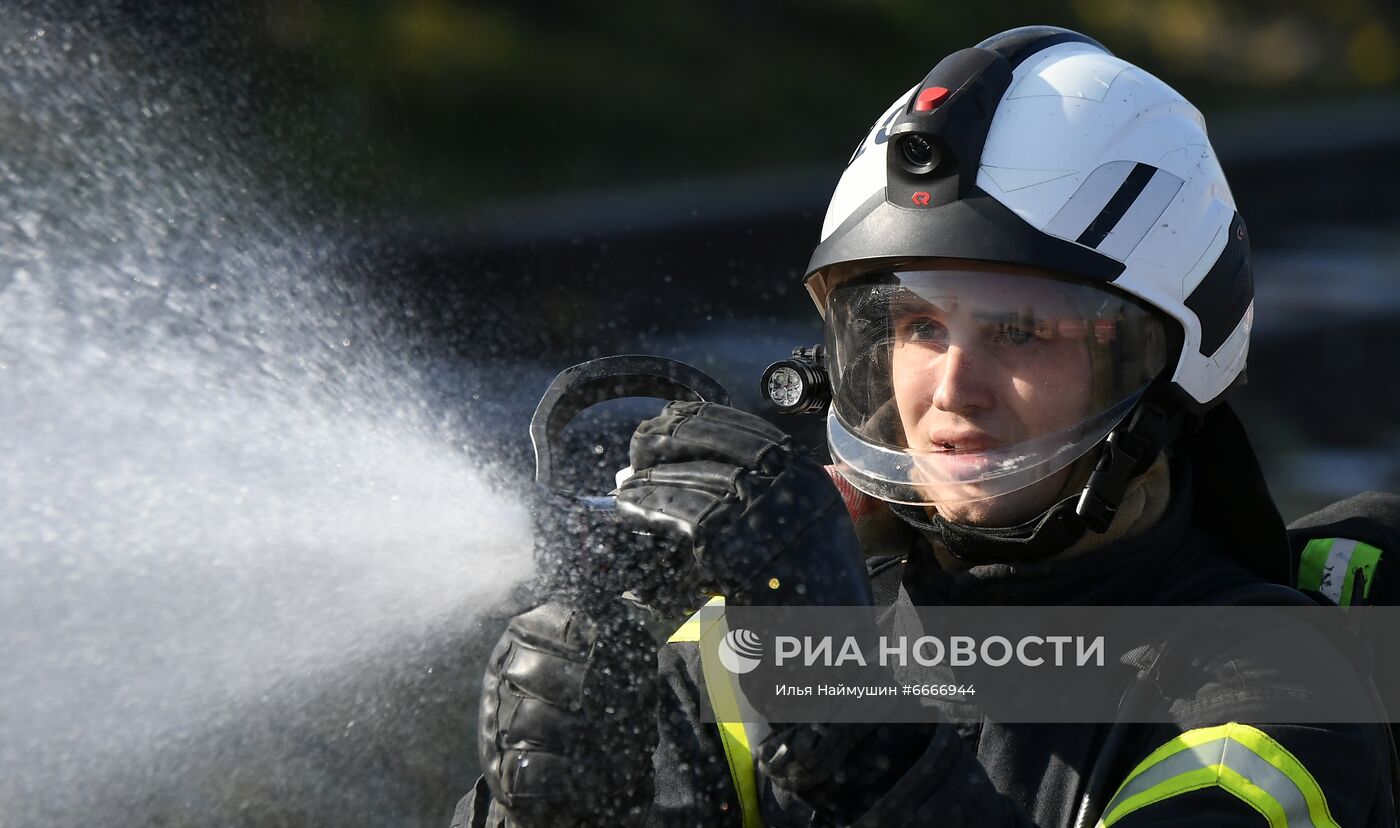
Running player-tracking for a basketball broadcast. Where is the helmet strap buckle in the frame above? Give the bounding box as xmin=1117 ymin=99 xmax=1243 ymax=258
xmin=1077 ymin=398 xmax=1183 ymax=534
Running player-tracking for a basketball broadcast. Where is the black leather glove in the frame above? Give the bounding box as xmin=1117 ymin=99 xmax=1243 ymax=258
xmin=616 ymin=402 xmax=943 ymax=821
xmin=616 ymin=401 xmax=872 ymax=607
xmin=477 ymin=601 xmax=658 ymax=827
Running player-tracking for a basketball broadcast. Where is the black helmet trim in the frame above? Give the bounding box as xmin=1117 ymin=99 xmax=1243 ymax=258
xmin=804 ymin=185 xmax=1126 ymax=308
xmin=975 ymin=26 xmax=1111 ymax=69
xmin=1184 ymin=213 xmax=1254 ymax=358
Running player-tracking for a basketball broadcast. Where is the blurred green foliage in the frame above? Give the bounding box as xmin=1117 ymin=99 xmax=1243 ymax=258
xmin=241 ymin=0 xmax=1399 ymax=209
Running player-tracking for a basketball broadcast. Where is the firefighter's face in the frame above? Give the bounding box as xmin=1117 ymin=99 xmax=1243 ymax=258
xmin=890 ymin=275 xmax=1094 ymax=526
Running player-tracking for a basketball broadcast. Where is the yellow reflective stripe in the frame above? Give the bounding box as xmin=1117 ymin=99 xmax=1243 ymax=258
xmin=717 ymin=720 xmax=762 ymax=828
xmin=1098 ymin=723 xmax=1340 ymax=828
xmin=1103 ymin=764 xmax=1286 ymax=827
xmin=1215 ymin=764 xmax=1290 ymax=826
xmin=668 ymin=597 xmax=763 ymax=827
xmin=1297 ymin=538 xmax=1332 ymax=593
xmin=1233 ymin=725 xmax=1340 ymax=827
xmin=667 ymin=596 xmax=726 ymax=643
xmin=667 ymin=615 xmax=702 ymax=643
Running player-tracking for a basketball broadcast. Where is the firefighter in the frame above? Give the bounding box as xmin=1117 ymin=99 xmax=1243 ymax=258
xmin=462 ymin=26 xmax=1396 ymax=827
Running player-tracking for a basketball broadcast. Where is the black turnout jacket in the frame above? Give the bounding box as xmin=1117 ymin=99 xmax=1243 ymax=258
xmin=457 ymin=468 xmax=1396 ymax=827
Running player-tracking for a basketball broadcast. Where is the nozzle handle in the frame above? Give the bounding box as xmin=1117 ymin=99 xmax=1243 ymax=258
xmin=530 ymin=355 xmax=730 ymax=494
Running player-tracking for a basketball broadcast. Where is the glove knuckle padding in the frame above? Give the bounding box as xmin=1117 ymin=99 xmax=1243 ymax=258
xmin=495 ymin=694 xmax=593 ymax=752
xmin=479 ymin=601 xmax=660 ymax=819
xmin=500 ymin=645 xmax=590 ymax=710
xmin=635 ymin=459 xmax=742 ymax=492
xmin=631 ymin=402 xmax=788 ymax=472
xmin=616 ymin=461 xmax=747 ymax=535
xmin=688 ymin=400 xmax=790 ymax=442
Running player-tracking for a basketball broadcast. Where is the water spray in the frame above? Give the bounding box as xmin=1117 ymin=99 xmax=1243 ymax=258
xmin=0 ymin=6 xmax=534 ymax=825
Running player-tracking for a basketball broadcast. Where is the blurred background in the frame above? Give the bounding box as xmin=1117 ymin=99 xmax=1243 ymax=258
xmin=1 ymin=1 xmax=1397 ymax=825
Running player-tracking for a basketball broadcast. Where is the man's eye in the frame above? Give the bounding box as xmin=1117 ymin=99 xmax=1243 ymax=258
xmin=903 ymin=318 xmax=947 ymax=344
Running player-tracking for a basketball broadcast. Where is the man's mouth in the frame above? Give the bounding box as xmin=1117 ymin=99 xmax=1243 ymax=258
xmin=914 ymin=437 xmax=1002 ymax=481
xmin=927 ymin=433 xmax=998 ymax=453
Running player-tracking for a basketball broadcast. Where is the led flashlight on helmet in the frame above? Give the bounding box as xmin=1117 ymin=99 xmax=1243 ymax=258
xmin=760 ymin=345 xmax=830 ymax=415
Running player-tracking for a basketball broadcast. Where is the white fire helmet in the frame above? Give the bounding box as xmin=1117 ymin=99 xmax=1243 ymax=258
xmin=806 ymin=26 xmax=1253 ymax=515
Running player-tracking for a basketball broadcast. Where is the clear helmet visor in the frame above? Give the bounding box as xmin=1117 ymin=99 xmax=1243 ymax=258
xmin=823 ymin=264 xmax=1169 ymax=508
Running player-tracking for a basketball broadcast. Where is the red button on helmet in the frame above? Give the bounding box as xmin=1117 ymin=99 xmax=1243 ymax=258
xmin=914 ymin=86 xmax=950 ymax=111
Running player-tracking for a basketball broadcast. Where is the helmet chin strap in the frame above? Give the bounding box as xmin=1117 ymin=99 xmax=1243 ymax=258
xmin=890 ymin=493 xmax=1088 ymax=565
xmin=891 ymin=395 xmax=1190 ymax=565
xmin=1076 ymin=396 xmax=1186 ymax=533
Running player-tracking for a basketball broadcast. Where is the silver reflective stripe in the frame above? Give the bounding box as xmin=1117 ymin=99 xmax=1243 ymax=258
xmin=1101 ymin=736 xmax=1318 ymax=827
xmin=1103 ymin=738 xmax=1231 ymax=811
xmin=1043 ymin=161 xmax=1136 ymax=241
xmin=1318 ymin=538 xmax=1359 ymax=604
xmin=1096 ymin=169 xmax=1183 ymax=260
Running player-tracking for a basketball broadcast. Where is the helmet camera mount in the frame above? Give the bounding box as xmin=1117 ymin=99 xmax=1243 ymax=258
xmin=884 ymin=46 xmax=1011 ymax=210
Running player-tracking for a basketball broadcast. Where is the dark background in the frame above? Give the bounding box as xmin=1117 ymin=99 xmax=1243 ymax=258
xmin=22 ymin=1 xmax=1400 ymax=825
xmin=142 ymin=0 xmax=1400 ymax=508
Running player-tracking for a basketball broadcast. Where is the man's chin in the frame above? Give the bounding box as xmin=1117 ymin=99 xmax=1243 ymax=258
xmin=929 ymin=471 xmax=1072 ymax=529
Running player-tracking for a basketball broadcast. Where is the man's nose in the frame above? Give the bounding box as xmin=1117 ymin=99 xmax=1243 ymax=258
xmin=930 ymin=345 xmax=994 ymax=414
